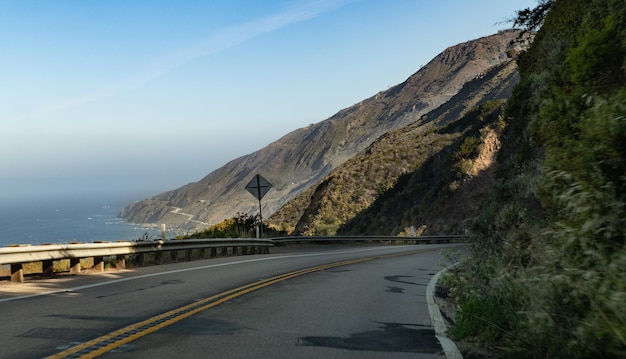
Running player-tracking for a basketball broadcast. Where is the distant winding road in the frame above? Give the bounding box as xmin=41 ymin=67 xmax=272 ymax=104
xmin=169 ymin=207 xmax=209 ymax=227
xmin=0 ymin=244 xmax=460 ymax=359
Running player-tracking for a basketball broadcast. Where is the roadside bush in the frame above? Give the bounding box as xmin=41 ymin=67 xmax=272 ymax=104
xmin=450 ymin=277 xmax=527 ymax=348
xmin=449 ymin=1 xmax=626 ymax=357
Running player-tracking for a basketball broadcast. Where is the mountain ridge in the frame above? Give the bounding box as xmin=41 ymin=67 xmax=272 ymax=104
xmin=268 ymin=56 xmax=520 ymax=236
xmin=119 ymin=30 xmax=522 ymax=230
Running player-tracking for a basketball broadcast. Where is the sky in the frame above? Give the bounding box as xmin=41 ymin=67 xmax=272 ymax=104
xmin=1 ymin=0 xmax=537 ymax=203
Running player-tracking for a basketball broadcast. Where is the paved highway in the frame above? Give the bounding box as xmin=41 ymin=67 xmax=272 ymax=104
xmin=0 ymin=244 xmax=461 ymax=358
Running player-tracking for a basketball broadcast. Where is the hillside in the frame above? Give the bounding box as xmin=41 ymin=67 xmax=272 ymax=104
xmin=268 ymin=57 xmax=519 ymax=236
xmin=446 ymin=0 xmax=626 ymax=357
xmin=119 ymin=31 xmax=522 ymax=230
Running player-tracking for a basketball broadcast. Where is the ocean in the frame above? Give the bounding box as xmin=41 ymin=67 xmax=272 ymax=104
xmin=0 ymin=193 xmax=163 ymax=248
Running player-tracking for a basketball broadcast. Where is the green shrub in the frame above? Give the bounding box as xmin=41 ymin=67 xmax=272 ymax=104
xmin=450 ymin=279 xmax=526 ymax=347
xmin=457 ymin=136 xmax=481 ymax=160
xmin=451 ymin=1 xmax=626 ymax=357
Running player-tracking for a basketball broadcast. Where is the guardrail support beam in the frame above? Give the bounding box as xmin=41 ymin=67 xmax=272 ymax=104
xmin=10 ymin=264 xmax=24 ymax=283
xmin=69 ymin=258 xmax=81 ymax=274
xmin=136 ymin=253 xmax=145 ymax=266
xmin=93 ymin=256 xmax=105 ymax=272
xmin=42 ymin=260 xmax=54 ymax=277
xmin=116 ymin=255 xmax=125 ymax=269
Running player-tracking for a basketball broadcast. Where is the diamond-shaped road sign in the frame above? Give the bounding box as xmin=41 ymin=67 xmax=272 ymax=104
xmin=245 ymin=174 xmax=272 ymax=201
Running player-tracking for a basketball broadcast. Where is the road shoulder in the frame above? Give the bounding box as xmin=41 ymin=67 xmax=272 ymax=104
xmin=427 ymin=268 xmax=463 ymax=359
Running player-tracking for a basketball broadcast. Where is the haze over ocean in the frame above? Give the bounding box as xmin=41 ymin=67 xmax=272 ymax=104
xmin=0 ymin=191 xmax=162 ymax=248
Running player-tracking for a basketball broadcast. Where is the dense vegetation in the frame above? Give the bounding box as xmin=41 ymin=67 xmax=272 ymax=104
xmin=447 ymin=0 xmax=626 ymax=357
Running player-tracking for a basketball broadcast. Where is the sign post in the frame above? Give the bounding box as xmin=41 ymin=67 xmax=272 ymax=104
xmin=245 ymin=174 xmax=272 ymax=238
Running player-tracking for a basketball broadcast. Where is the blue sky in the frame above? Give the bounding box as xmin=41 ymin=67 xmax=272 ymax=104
xmin=1 ymin=0 xmax=536 ymax=202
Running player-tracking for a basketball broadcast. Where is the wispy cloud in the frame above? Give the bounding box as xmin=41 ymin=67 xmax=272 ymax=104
xmin=44 ymin=0 xmax=355 ymax=112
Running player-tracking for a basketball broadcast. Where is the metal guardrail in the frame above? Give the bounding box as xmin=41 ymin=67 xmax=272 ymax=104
xmin=0 ymin=238 xmax=274 ymax=282
xmin=0 ymin=235 xmax=467 ymax=283
xmin=271 ymin=235 xmax=468 ymax=244
xmin=0 ymin=239 xmax=274 ymax=265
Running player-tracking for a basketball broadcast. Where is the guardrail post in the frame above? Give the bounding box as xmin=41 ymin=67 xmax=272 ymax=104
xmin=199 ymin=248 xmax=206 ymax=258
xmin=93 ymin=256 xmax=105 ymax=272
xmin=186 ymin=249 xmax=192 ymax=261
xmin=155 ymin=251 xmax=162 ymax=265
xmin=42 ymin=260 xmax=54 ymax=277
xmin=210 ymin=248 xmax=217 ymax=257
xmin=170 ymin=250 xmax=178 ymax=263
xmin=116 ymin=255 xmax=126 ymax=269
xmin=69 ymin=258 xmax=81 ymax=274
xmin=10 ymin=263 xmax=24 ymax=283
xmin=135 ymin=253 xmax=145 ymax=266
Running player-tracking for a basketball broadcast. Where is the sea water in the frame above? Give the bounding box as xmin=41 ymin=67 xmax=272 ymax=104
xmin=0 ymin=194 xmax=163 ymax=248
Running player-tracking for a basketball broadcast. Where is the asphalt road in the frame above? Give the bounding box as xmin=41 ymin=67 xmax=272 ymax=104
xmin=0 ymin=244 xmax=461 ymax=359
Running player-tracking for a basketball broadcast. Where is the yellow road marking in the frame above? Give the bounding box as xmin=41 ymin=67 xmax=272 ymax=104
xmin=47 ymin=248 xmax=434 ymax=358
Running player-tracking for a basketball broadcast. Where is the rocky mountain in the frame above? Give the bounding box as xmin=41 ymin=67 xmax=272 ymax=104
xmin=268 ymin=57 xmax=519 ymax=236
xmin=119 ymin=30 xmax=522 ymax=230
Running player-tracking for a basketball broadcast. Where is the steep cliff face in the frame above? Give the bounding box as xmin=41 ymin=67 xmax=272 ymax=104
xmin=119 ymin=30 xmax=521 ymax=229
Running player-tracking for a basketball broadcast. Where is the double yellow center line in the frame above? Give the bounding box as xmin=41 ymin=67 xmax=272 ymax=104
xmin=48 ymin=248 xmax=434 ymax=358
